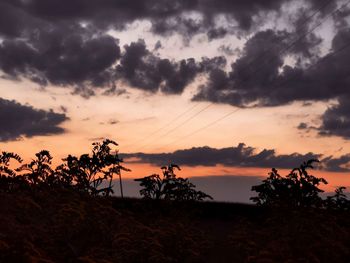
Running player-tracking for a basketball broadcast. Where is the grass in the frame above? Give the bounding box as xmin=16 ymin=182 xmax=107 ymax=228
xmin=0 ymin=189 xmax=349 ymax=262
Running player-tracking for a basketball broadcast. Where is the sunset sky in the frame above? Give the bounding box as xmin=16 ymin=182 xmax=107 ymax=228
xmin=1 ymin=0 xmax=350 ymax=201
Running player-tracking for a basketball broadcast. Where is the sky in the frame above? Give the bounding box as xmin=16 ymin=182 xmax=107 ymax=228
xmin=1 ymin=0 xmax=350 ymax=202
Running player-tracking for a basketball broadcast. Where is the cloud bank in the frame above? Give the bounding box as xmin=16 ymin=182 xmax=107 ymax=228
xmin=122 ymin=143 xmax=350 ymax=172
xmin=0 ymin=97 xmax=68 ymax=141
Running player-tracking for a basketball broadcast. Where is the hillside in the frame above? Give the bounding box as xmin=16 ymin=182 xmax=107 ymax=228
xmin=0 ymin=190 xmax=349 ymax=263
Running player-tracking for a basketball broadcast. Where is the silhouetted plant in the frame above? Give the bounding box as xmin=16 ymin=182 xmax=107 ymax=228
xmin=0 ymin=151 xmax=22 ymax=177
xmin=0 ymin=139 xmax=129 ymax=196
xmin=135 ymin=164 xmax=212 ymax=201
xmin=251 ymin=159 xmax=328 ymax=207
xmin=0 ymin=151 xmax=26 ymax=192
xmin=325 ymin=187 xmax=350 ymax=210
xmin=55 ymin=139 xmax=130 ymax=196
xmin=17 ymin=150 xmax=54 ymax=187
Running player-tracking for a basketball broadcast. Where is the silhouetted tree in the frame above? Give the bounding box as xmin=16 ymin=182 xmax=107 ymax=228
xmin=251 ymin=159 xmax=328 ymax=207
xmin=135 ymin=164 xmax=212 ymax=201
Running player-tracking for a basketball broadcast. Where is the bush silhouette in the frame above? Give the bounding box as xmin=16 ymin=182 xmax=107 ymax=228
xmin=135 ymin=164 xmax=212 ymax=201
xmin=251 ymin=159 xmax=328 ymax=207
xmin=54 ymin=139 xmax=130 ymax=196
xmin=326 ymin=186 xmax=350 ymax=210
xmin=0 ymin=139 xmax=129 ymax=196
xmin=17 ymin=150 xmax=54 ymax=187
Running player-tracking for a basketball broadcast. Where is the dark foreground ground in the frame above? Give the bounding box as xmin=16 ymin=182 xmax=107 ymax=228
xmin=0 ymin=190 xmax=349 ymax=263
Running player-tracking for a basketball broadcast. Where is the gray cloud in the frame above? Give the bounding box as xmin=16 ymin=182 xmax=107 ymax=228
xmin=122 ymin=143 xmax=350 ymax=172
xmin=193 ymin=27 xmax=350 ymax=140
xmin=196 ymin=26 xmax=350 ymax=107
xmin=0 ymin=0 xmax=292 ymax=38
xmin=193 ymin=28 xmax=325 ymax=107
xmin=0 ymin=0 xmax=349 ymax=142
xmin=0 ymin=25 xmax=121 ymax=87
xmin=0 ymin=97 xmax=68 ymax=141
xmin=322 ymin=153 xmax=350 ymax=172
xmin=116 ymin=39 xmax=226 ymax=94
xmin=0 ymin=0 xmax=346 ymax=99
xmin=318 ymin=95 xmax=350 ymax=139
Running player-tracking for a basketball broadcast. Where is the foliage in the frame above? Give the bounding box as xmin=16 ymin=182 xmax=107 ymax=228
xmin=55 ymin=139 xmax=130 ymax=196
xmin=325 ymin=187 xmax=350 ymax=210
xmin=0 ymin=152 xmax=22 ymax=177
xmin=0 ymin=139 xmax=129 ymax=196
xmin=17 ymin=150 xmax=53 ymax=187
xmin=250 ymin=159 xmax=328 ymax=207
xmin=135 ymin=164 xmax=212 ymax=201
xmin=0 ymin=151 xmax=26 ymax=192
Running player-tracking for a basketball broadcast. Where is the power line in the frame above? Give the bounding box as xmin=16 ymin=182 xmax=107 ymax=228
xmin=153 ymin=35 xmax=350 ymax=152
xmin=160 ymin=0 xmax=340 ymax=148
xmin=271 ymin=34 xmax=350 ymax=92
xmin=158 ymin=103 xmax=213 ymax=138
xmin=233 ymin=0 xmax=335 ymax=80
xmin=125 ymin=0 xmax=345 ymax=153
xmin=154 ymin=108 xmax=241 ymax=152
xmin=234 ymin=1 xmax=344 ymax=87
xmin=124 ymin=102 xmax=200 ymax=150
xmin=135 ymin=103 xmax=213 ymax=151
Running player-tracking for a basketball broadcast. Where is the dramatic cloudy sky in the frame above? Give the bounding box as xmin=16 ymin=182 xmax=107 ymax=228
xmin=1 ymin=0 xmax=350 ymax=201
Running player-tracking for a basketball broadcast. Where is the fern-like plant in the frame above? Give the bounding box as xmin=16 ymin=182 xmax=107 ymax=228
xmin=0 ymin=151 xmax=24 ymax=192
xmin=17 ymin=150 xmax=53 ymax=187
xmin=55 ymin=139 xmax=130 ymax=196
xmin=135 ymin=164 xmax=212 ymax=201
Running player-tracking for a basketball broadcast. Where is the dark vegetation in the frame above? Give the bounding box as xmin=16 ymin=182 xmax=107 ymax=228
xmin=0 ymin=140 xmax=350 ymax=262
xmin=0 ymin=139 xmax=210 ymax=201
xmin=0 ymin=140 xmax=129 ymax=196
xmin=135 ymin=164 xmax=213 ymax=201
xmin=250 ymin=159 xmax=350 ymax=210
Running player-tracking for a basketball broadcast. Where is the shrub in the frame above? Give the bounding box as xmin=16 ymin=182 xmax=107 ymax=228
xmin=17 ymin=150 xmax=53 ymax=187
xmin=0 ymin=139 xmax=129 ymax=197
xmin=55 ymin=139 xmax=130 ymax=196
xmin=0 ymin=151 xmax=26 ymax=192
xmin=250 ymin=159 xmax=328 ymax=207
xmin=135 ymin=164 xmax=212 ymax=201
xmin=325 ymin=187 xmax=350 ymax=210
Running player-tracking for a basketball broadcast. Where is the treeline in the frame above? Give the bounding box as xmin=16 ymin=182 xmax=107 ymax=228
xmin=0 ymin=139 xmax=349 ymax=209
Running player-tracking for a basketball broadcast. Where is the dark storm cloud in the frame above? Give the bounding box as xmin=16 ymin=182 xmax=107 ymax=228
xmin=122 ymin=143 xmax=350 ymax=172
xmin=322 ymin=154 xmax=350 ymax=172
xmin=207 ymin=28 xmax=228 ymax=40
xmin=0 ymin=0 xmax=333 ymax=44
xmin=194 ymin=26 xmax=350 ymax=107
xmin=116 ymin=39 xmax=226 ymax=94
xmin=0 ymin=0 xmax=345 ymax=94
xmin=0 ymin=25 xmax=121 ymax=87
xmin=0 ymin=97 xmax=68 ymax=141
xmin=194 ymin=25 xmax=350 ymax=140
xmin=318 ymin=95 xmax=350 ymax=139
xmin=0 ymin=0 xmax=349 ymax=129
xmin=0 ymin=0 xmax=286 ymax=37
